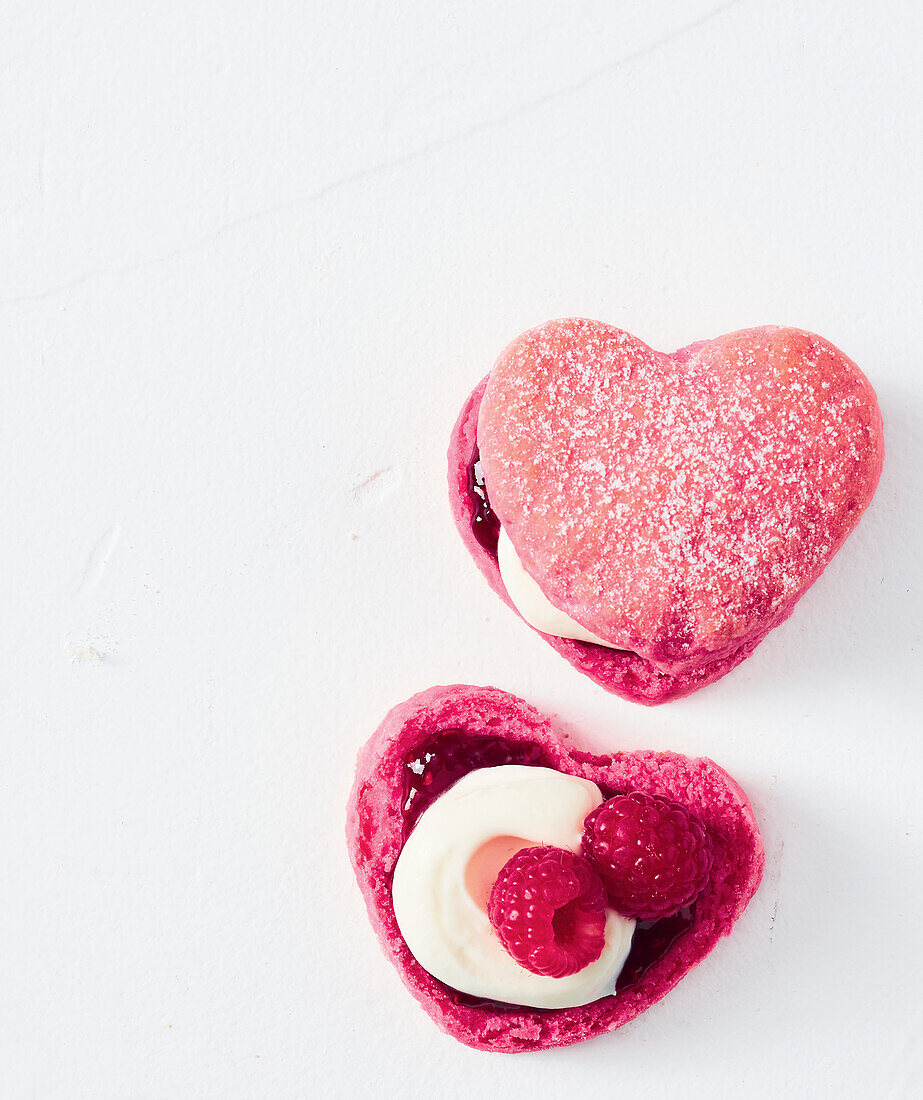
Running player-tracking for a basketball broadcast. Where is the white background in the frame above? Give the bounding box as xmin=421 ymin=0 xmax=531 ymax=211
xmin=2 ymin=2 xmax=921 ymax=1096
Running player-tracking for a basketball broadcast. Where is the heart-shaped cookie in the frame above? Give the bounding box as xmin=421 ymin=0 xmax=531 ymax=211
xmin=346 ymin=685 xmax=764 ymax=1052
xmin=449 ymin=320 xmax=883 ymax=704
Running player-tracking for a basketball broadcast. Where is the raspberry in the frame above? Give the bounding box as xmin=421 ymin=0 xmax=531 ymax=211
xmin=582 ymin=792 xmax=713 ymax=920
xmin=487 ymin=846 xmax=607 ymax=977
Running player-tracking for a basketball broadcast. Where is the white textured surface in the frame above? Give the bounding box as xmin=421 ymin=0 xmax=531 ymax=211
xmin=2 ymin=1 xmax=921 ymax=1096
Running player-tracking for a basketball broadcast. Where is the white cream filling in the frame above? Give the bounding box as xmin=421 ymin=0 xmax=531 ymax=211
xmin=391 ymin=766 xmax=635 ymax=1010
xmin=497 ymin=528 xmax=618 ymax=648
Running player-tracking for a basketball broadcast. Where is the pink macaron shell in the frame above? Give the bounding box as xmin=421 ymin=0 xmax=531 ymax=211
xmin=477 ymin=320 xmax=883 ymax=674
xmin=451 ymin=321 xmax=884 ymax=702
xmin=346 ymin=685 xmax=764 ymax=1053
xmin=449 ymin=378 xmax=767 ymax=704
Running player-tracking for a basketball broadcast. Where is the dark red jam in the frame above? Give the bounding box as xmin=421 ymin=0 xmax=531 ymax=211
xmin=467 ymin=447 xmax=500 ymax=556
xmin=402 ymin=728 xmax=549 ymax=837
xmin=614 ymin=905 xmax=695 ymax=991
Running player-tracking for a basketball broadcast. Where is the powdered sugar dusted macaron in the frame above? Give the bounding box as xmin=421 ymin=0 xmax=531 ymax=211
xmin=346 ymin=685 xmax=763 ymax=1052
xmin=449 ymin=320 xmax=883 ymax=704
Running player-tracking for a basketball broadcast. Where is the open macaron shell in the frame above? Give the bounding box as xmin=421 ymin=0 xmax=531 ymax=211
xmin=346 ymin=685 xmax=764 ymax=1052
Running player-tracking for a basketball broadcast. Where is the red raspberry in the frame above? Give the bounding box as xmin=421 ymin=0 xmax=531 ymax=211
xmin=582 ymin=792 xmax=713 ymax=920
xmin=487 ymin=846 xmax=607 ymax=978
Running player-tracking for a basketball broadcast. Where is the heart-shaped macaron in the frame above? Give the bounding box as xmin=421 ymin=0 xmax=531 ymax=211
xmin=449 ymin=320 xmax=884 ymax=704
xmin=346 ymin=685 xmax=764 ymax=1052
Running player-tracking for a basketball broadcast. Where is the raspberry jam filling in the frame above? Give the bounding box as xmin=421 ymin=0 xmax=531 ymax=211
xmin=400 ymin=730 xmax=697 ymax=1011
xmin=615 ymin=907 xmax=695 ymax=991
xmin=402 ymin=729 xmax=549 ymax=836
xmin=467 ymin=448 xmax=501 ymax=557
